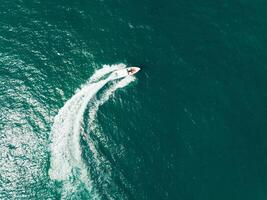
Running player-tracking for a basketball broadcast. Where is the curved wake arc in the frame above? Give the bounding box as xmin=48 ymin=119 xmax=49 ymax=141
xmin=49 ymin=64 xmax=136 ymax=197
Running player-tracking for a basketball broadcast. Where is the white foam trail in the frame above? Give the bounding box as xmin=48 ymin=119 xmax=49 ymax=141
xmin=49 ymin=80 xmax=107 ymax=182
xmin=89 ymin=76 xmax=136 ymax=129
xmin=89 ymin=63 xmax=125 ymax=83
xmin=49 ymin=64 xmax=135 ymax=197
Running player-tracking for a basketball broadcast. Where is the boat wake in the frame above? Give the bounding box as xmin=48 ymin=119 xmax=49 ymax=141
xmin=48 ymin=64 xmax=135 ymax=198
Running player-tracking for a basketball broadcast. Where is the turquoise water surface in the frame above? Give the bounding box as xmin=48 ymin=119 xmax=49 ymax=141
xmin=1 ymin=0 xmax=267 ymax=199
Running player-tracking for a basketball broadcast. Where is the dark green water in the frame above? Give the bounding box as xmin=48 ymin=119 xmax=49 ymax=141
xmin=1 ymin=0 xmax=267 ymax=199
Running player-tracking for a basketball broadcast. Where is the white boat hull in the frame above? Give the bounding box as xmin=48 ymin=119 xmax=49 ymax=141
xmin=109 ymin=67 xmax=140 ymax=80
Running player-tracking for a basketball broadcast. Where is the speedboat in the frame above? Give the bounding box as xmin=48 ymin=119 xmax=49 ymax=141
xmin=127 ymin=67 xmax=140 ymax=75
xmin=109 ymin=66 xmax=140 ymax=80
